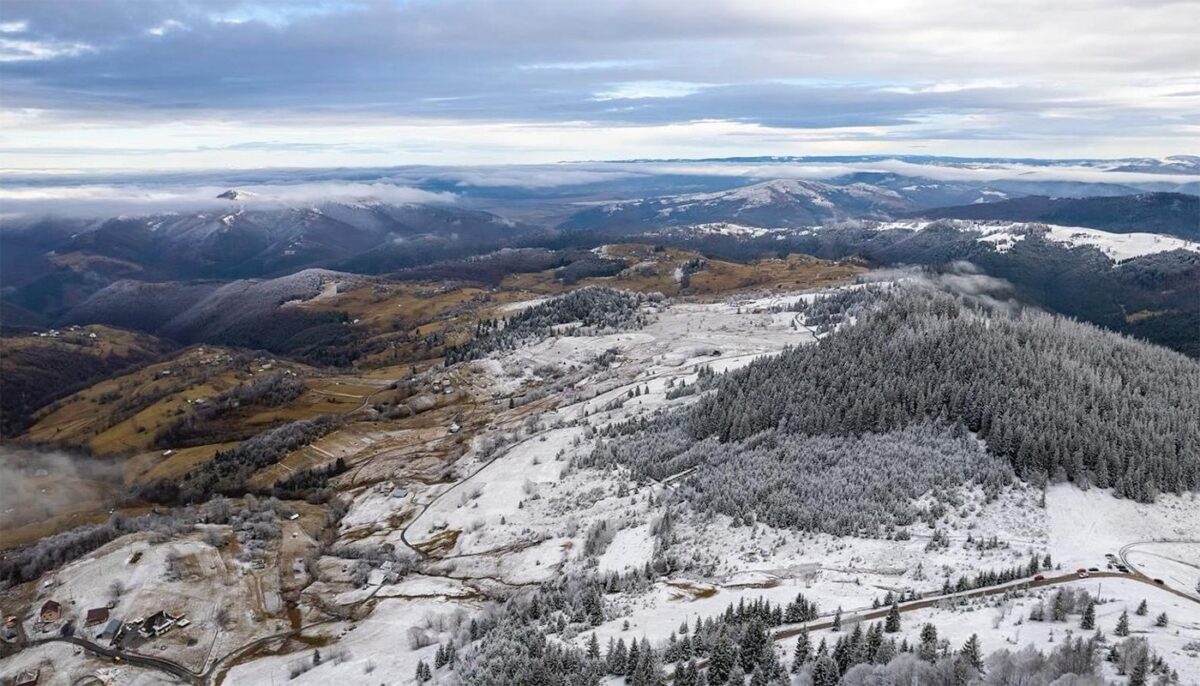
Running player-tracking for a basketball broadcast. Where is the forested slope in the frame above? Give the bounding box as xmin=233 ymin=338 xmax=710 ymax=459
xmin=586 ymin=286 xmax=1200 ymax=529
xmin=686 ymin=287 xmax=1200 ymax=501
xmin=445 ymin=286 xmax=651 ymax=363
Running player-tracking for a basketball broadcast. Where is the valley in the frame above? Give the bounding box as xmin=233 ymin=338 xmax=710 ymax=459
xmin=2 ymin=159 xmax=1198 ymax=686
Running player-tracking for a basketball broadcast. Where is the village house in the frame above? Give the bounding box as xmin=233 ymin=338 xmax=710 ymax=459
xmin=139 ymin=610 xmax=180 ymax=637
xmin=85 ymin=607 xmax=110 ymax=626
xmin=38 ymin=600 xmax=61 ymax=623
xmin=14 ymin=669 xmax=39 ymax=686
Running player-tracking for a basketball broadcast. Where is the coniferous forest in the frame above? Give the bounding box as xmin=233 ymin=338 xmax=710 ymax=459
xmin=688 ymin=286 xmax=1200 ymax=502
xmin=584 ymin=285 xmax=1200 ymax=529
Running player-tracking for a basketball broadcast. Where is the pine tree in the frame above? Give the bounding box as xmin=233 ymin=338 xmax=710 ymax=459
xmin=627 ymin=638 xmax=641 ymax=680
xmin=1115 ymin=610 xmax=1130 ymax=637
xmin=676 ymin=660 xmax=697 ymax=686
xmin=885 ymin=601 xmax=901 ymax=633
xmin=1135 ymin=599 xmax=1148 ymax=616
xmin=415 ymin=659 xmax=430 ymax=683
xmin=587 ymin=632 xmax=601 ymax=659
xmin=918 ymin=623 xmax=939 ymax=662
xmin=865 ymin=622 xmax=883 ymax=663
xmin=709 ymin=632 xmax=734 ymax=685
xmin=960 ymin=634 xmax=983 ymax=672
xmin=1081 ymin=601 xmax=1096 ymax=630
xmin=632 ymin=639 xmax=663 ymax=686
xmin=831 ymin=607 xmax=842 ymax=632
xmin=608 ymin=638 xmax=628 ymax=675
xmin=434 ymin=644 xmax=446 ymax=668
xmin=739 ymin=619 xmax=768 ymax=672
xmin=312 ymin=649 xmax=321 ymax=666
xmin=1155 ymin=612 xmax=1168 ymax=627
xmin=810 ymin=654 xmax=840 ymax=686
xmin=1130 ymin=653 xmax=1149 ymax=686
xmin=1052 ymin=590 xmax=1068 ymax=621
xmin=791 ymin=630 xmax=811 ymax=672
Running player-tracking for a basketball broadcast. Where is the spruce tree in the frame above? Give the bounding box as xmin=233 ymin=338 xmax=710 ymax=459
xmin=918 ymin=624 xmax=939 ymax=662
xmin=885 ymin=601 xmax=901 ymax=633
xmin=709 ymin=632 xmax=734 ymax=685
xmin=791 ymin=630 xmax=811 ymax=672
xmin=810 ymin=654 xmax=839 ymax=686
xmin=1135 ymin=599 xmax=1148 ymax=616
xmin=1130 ymin=653 xmax=1149 ymax=686
xmin=1081 ymin=601 xmax=1096 ymax=630
xmin=1155 ymin=612 xmax=1168 ymax=627
xmin=1115 ymin=610 xmax=1130 ymax=637
xmin=1052 ymin=590 xmax=1068 ymax=621
xmin=627 ymin=639 xmax=641 ymax=680
xmin=632 ymin=639 xmax=663 ymax=686
xmin=831 ymin=607 xmax=842 ymax=632
xmin=739 ymin=619 xmax=768 ymax=672
xmin=960 ymin=634 xmax=983 ymax=672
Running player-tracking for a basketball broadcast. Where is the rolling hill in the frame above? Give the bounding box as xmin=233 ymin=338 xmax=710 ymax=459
xmin=908 ymin=192 xmax=1199 ymax=240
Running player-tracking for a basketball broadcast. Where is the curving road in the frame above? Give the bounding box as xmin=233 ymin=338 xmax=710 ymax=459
xmin=1118 ymin=539 xmax=1200 ymax=604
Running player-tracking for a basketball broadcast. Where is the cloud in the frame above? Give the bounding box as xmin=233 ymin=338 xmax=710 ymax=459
xmin=0 ymin=181 xmax=456 ymax=217
xmin=0 ymin=0 xmax=1194 ymax=165
xmin=0 ymin=446 xmax=124 ymax=529
xmin=3 ymin=154 xmax=1198 ymax=219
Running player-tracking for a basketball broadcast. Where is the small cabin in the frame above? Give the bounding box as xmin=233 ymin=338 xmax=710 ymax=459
xmin=39 ymin=600 xmax=61 ymax=623
xmin=85 ymin=607 xmax=110 ymax=626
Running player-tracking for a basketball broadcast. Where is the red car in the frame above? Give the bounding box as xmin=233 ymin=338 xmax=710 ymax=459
xmin=1076 ymin=569 xmax=1089 ymax=578
xmin=1033 ymin=575 xmax=1045 ymax=581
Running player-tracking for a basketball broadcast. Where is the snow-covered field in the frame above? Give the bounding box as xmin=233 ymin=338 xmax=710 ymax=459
xmin=870 ymin=219 xmax=1200 ymax=261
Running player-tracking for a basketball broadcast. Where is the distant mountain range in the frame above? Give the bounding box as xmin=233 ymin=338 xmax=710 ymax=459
xmin=2 ymin=196 xmax=535 ymax=282
xmin=560 ymin=178 xmax=916 ymax=231
xmin=600 ymin=154 xmax=1200 ymax=174
xmin=559 ymin=175 xmax=1199 ymax=236
xmin=908 ymin=193 xmax=1199 ymax=241
xmin=0 ymin=195 xmax=544 ymax=327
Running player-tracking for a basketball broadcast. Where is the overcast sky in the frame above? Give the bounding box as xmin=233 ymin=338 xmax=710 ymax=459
xmin=1 ymin=0 xmax=1197 ymax=170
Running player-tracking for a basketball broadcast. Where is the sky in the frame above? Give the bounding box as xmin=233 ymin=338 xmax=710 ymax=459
xmin=0 ymin=0 xmax=1198 ymax=171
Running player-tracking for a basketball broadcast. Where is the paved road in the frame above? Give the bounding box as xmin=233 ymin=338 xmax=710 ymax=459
xmin=671 ymin=568 xmax=1196 ymax=677
xmin=1118 ymin=539 xmax=1200 ymax=603
xmin=38 ymin=635 xmax=201 ymax=684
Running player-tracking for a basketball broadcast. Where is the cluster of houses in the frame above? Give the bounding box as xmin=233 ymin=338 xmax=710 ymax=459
xmin=19 ymin=598 xmax=188 ymax=646
xmin=31 ymin=325 xmax=98 ymax=340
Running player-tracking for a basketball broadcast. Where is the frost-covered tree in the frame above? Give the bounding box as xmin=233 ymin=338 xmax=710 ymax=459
xmin=1115 ymin=610 xmax=1131 ymax=637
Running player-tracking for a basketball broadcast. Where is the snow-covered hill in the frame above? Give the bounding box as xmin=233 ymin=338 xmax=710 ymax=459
xmin=561 ymin=178 xmax=911 ymax=230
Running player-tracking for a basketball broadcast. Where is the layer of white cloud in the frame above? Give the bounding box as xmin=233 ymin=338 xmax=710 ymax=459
xmin=0 ymin=0 xmax=1194 ymax=166
xmin=0 ymin=182 xmax=454 ymax=218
